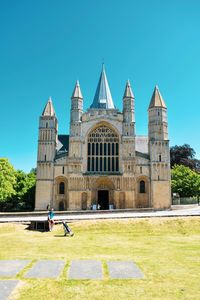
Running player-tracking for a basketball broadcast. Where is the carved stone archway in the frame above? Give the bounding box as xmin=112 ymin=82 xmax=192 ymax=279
xmin=54 ymin=176 xmax=68 ymax=210
xmin=135 ymin=176 xmax=150 ymax=208
xmin=91 ymin=177 xmax=115 ymax=209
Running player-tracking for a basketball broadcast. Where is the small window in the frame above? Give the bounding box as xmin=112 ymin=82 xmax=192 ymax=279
xmin=159 ymin=154 xmax=161 ymax=162
xmin=46 ymin=122 xmax=48 ymax=128
xmin=139 ymin=180 xmax=145 ymax=193
xmin=59 ymin=182 xmax=65 ymax=194
xmin=158 ymin=175 xmax=160 ymax=181
xmin=140 ymin=166 xmax=142 ymax=174
xmin=62 ymin=166 xmax=64 ymax=174
xmin=44 ymin=154 xmax=46 ymax=161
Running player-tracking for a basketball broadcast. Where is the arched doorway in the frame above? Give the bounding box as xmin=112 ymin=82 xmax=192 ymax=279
xmin=136 ymin=176 xmax=149 ymax=208
xmin=54 ymin=177 xmax=68 ymax=210
xmin=92 ymin=177 xmax=115 ymax=210
xmin=98 ymin=190 xmax=109 ymax=210
xmin=59 ymin=201 xmax=65 ymax=211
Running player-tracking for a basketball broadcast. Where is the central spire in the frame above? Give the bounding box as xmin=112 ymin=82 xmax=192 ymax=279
xmin=90 ymin=64 xmax=115 ymax=109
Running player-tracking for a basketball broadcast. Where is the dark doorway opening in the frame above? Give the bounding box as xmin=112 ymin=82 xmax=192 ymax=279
xmin=98 ymin=190 xmax=109 ymax=210
xmin=59 ymin=201 xmax=65 ymax=211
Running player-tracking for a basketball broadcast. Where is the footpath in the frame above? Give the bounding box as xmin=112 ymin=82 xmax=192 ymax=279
xmin=0 ymin=259 xmax=144 ymax=300
xmin=0 ymin=205 xmax=200 ymax=223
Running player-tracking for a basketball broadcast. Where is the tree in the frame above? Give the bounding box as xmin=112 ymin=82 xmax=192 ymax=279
xmin=0 ymin=158 xmax=16 ymax=204
xmin=171 ymin=165 xmax=200 ymax=198
xmin=0 ymin=158 xmax=36 ymax=211
xmin=12 ymin=170 xmax=36 ymax=210
xmin=170 ymin=144 xmax=200 ymax=171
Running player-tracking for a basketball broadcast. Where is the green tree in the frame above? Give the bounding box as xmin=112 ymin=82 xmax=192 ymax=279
xmin=12 ymin=170 xmax=36 ymax=210
xmin=0 ymin=158 xmax=16 ymax=204
xmin=0 ymin=159 xmax=36 ymax=211
xmin=171 ymin=165 xmax=200 ymax=198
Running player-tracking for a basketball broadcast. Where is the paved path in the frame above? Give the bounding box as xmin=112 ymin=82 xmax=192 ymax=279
xmin=0 ymin=261 xmax=30 ymax=277
xmin=0 ymin=259 xmax=144 ymax=299
xmin=24 ymin=260 xmax=65 ymax=279
xmin=0 ymin=205 xmax=199 ymax=223
xmin=0 ymin=260 xmax=143 ymax=280
xmin=68 ymin=260 xmax=103 ymax=280
xmin=0 ymin=280 xmax=20 ymax=300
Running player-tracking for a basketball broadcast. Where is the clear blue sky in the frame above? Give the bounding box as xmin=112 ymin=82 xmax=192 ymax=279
xmin=0 ymin=0 xmax=200 ymax=172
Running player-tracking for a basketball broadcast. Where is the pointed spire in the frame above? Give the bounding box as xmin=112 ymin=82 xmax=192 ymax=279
xmin=90 ymin=64 xmax=115 ymax=109
xmin=123 ymin=80 xmax=134 ymax=99
xmin=71 ymin=80 xmax=83 ymax=99
xmin=148 ymin=85 xmax=167 ymax=109
xmin=42 ymin=97 xmax=56 ymax=116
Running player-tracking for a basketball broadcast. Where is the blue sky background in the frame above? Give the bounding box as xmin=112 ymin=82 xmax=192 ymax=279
xmin=0 ymin=0 xmax=200 ymax=172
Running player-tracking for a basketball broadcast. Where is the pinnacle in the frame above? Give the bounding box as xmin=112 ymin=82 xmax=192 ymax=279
xmin=123 ymin=80 xmax=134 ymax=99
xmin=148 ymin=85 xmax=167 ymax=109
xmin=90 ymin=65 xmax=115 ymax=109
xmin=42 ymin=97 xmax=56 ymax=116
xmin=71 ymin=80 xmax=83 ymax=99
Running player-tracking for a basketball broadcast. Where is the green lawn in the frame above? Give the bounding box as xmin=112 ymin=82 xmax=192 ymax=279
xmin=0 ymin=217 xmax=200 ymax=300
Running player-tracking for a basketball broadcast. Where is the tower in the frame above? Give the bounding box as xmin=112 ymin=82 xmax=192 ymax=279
xmin=148 ymin=86 xmax=171 ymax=209
xmin=122 ymin=80 xmax=135 ymax=136
xmin=35 ymin=97 xmax=58 ymax=210
xmin=122 ymin=81 xmax=136 ymax=174
xmin=69 ymin=80 xmax=83 ymax=158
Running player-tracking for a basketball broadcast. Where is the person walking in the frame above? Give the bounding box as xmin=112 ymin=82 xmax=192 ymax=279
xmin=47 ymin=208 xmax=55 ymax=231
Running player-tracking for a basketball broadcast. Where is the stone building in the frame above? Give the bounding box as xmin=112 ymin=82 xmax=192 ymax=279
xmin=35 ymin=66 xmax=171 ymax=211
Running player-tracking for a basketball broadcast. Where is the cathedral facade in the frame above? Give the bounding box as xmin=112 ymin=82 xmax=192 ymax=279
xmin=35 ymin=66 xmax=171 ymax=211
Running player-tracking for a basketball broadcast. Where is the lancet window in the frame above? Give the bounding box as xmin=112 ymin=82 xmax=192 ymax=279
xmin=59 ymin=182 xmax=65 ymax=194
xmin=87 ymin=125 xmax=119 ymax=173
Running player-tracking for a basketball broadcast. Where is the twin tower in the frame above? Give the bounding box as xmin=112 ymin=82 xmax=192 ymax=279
xmin=35 ymin=65 xmax=171 ymax=211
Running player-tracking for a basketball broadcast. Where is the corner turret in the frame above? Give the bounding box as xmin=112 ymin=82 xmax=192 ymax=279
xmin=70 ymin=80 xmax=83 ymax=137
xmin=35 ymin=97 xmax=58 ymax=210
xmin=148 ymin=86 xmax=171 ymax=209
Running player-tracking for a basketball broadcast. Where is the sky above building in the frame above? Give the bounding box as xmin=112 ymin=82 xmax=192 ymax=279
xmin=0 ymin=0 xmax=200 ymax=172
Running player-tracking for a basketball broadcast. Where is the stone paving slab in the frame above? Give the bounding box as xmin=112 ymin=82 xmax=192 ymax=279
xmin=24 ymin=260 xmax=65 ymax=278
xmin=0 ymin=280 xmax=19 ymax=300
xmin=0 ymin=260 xmax=30 ymax=277
xmin=68 ymin=260 xmax=103 ymax=279
xmin=107 ymin=261 xmax=144 ymax=279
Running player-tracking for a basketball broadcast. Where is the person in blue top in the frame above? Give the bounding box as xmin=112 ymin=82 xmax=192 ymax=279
xmin=47 ymin=208 xmax=55 ymax=231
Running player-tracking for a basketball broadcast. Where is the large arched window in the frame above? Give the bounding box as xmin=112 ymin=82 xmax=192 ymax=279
xmin=139 ymin=180 xmax=145 ymax=193
xmin=59 ymin=182 xmax=65 ymax=194
xmin=87 ymin=125 xmax=119 ymax=173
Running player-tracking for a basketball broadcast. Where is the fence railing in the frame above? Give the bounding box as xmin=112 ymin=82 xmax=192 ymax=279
xmin=172 ymin=197 xmax=199 ymax=205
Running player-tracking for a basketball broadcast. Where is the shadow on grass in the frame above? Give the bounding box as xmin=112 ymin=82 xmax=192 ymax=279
xmin=54 ymin=234 xmax=72 ymax=238
xmin=24 ymin=221 xmax=49 ymax=233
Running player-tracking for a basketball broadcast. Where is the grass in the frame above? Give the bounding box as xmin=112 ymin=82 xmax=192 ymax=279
xmin=0 ymin=217 xmax=200 ymax=300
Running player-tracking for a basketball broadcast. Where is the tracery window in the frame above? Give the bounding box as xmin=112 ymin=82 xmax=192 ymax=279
xmin=87 ymin=125 xmax=119 ymax=173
